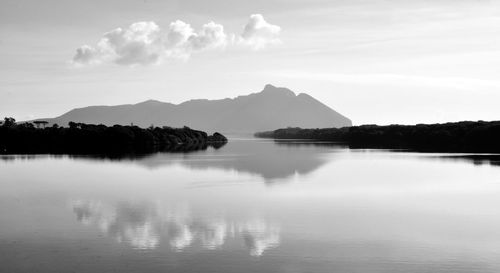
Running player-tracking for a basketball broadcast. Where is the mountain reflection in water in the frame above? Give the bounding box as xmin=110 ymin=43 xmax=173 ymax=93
xmin=65 ymin=139 xmax=342 ymax=182
xmin=72 ymin=200 xmax=280 ymax=256
xmin=2 ymin=139 xmax=500 ymax=183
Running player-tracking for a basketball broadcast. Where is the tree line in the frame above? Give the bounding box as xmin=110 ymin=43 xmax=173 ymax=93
xmin=255 ymin=121 xmax=500 ymax=152
xmin=0 ymin=118 xmax=227 ymax=154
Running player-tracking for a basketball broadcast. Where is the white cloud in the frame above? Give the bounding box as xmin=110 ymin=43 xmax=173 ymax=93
xmin=189 ymin=22 xmax=227 ymax=51
xmin=73 ymin=45 xmax=101 ymax=65
xmin=72 ymin=15 xmax=281 ymax=66
xmin=73 ymin=21 xmax=163 ymax=66
xmin=103 ymin=21 xmax=163 ymax=65
xmin=239 ymin=14 xmax=281 ymax=50
xmin=166 ymin=20 xmax=194 ymax=47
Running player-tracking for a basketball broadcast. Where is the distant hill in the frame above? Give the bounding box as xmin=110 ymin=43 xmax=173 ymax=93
xmin=40 ymin=84 xmax=352 ymax=133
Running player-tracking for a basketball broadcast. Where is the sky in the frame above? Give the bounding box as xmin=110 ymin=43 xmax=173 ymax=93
xmin=1 ymin=0 xmax=499 ymax=125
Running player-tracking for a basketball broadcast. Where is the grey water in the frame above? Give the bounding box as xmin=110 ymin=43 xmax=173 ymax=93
xmin=1 ymin=138 xmax=500 ymax=273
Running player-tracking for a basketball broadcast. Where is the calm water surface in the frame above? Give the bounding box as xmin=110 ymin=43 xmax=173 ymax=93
xmin=1 ymin=138 xmax=500 ymax=273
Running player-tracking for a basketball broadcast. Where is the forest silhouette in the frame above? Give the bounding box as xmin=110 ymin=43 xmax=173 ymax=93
xmin=256 ymin=121 xmax=500 ymax=152
xmin=0 ymin=118 xmax=227 ymax=154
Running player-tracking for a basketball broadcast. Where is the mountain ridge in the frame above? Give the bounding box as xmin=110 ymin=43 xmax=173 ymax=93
xmin=39 ymin=84 xmax=352 ymax=133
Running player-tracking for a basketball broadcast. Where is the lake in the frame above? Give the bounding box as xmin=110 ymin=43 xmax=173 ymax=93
xmin=1 ymin=138 xmax=500 ymax=273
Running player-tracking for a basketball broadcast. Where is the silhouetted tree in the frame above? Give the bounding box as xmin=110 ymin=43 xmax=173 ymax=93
xmin=2 ymin=117 xmax=15 ymax=127
xmin=68 ymin=121 xmax=78 ymax=129
xmin=33 ymin=120 xmax=49 ymax=129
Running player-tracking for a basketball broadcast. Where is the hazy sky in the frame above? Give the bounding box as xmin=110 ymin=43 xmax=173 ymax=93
xmin=1 ymin=0 xmax=499 ymax=125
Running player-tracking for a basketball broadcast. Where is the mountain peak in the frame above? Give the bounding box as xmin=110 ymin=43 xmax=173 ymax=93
xmin=264 ymin=84 xmax=277 ymax=90
xmin=136 ymin=99 xmax=164 ymax=105
xmin=261 ymin=84 xmax=296 ymax=97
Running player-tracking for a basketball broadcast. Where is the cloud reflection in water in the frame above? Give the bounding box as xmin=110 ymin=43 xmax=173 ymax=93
xmin=72 ymin=200 xmax=280 ymax=256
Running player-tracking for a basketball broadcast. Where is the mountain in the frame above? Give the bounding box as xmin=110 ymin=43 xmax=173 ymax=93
xmin=41 ymin=84 xmax=352 ymax=133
